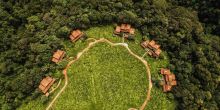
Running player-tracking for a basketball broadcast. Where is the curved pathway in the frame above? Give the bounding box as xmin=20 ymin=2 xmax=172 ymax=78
xmin=46 ymin=38 xmax=152 ymax=110
xmin=49 ymin=79 xmax=62 ymax=94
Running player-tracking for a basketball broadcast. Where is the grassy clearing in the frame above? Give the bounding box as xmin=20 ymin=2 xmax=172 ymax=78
xmin=19 ymin=25 xmax=175 ymax=110
xmin=54 ymin=43 xmax=148 ymax=110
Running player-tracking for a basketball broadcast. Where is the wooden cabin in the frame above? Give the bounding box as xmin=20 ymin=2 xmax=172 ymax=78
xmin=52 ymin=50 xmax=65 ymax=63
xmin=69 ymin=29 xmax=84 ymax=42
xmin=160 ymin=68 xmax=177 ymax=92
xmin=113 ymin=24 xmax=135 ymax=39
xmin=39 ymin=76 xmax=55 ymax=94
xmin=141 ymin=40 xmax=162 ymax=58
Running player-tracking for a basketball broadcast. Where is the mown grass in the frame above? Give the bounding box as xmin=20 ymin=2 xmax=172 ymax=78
xmin=19 ymin=25 xmax=176 ymax=110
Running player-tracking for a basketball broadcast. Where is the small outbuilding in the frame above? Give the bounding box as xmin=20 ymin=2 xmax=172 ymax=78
xmin=39 ymin=76 xmax=55 ymax=94
xmin=160 ymin=68 xmax=177 ymax=92
xmin=141 ymin=40 xmax=162 ymax=58
xmin=52 ymin=50 xmax=65 ymax=63
xmin=69 ymin=29 xmax=85 ymax=42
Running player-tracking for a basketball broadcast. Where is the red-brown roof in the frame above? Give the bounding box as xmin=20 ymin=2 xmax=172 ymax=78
xmin=52 ymin=50 xmax=65 ymax=63
xmin=168 ymin=74 xmax=176 ymax=81
xmin=154 ymin=49 xmax=162 ymax=56
xmin=148 ymin=40 xmax=160 ymax=49
xmin=126 ymin=24 xmax=131 ymax=29
xmin=170 ymin=80 xmax=177 ymax=86
xmin=114 ymin=24 xmax=135 ymax=35
xmin=121 ymin=24 xmax=126 ymax=30
xmin=161 ymin=68 xmax=171 ymax=75
xmin=148 ymin=40 xmax=155 ymax=46
xmin=39 ymin=76 xmax=55 ymax=94
xmin=141 ymin=40 xmax=149 ymax=48
xmin=153 ymin=44 xmax=160 ymax=49
xmin=163 ymin=84 xmax=172 ymax=92
xmin=71 ymin=30 xmax=82 ymax=38
xmin=160 ymin=68 xmax=177 ymax=92
xmin=141 ymin=40 xmax=162 ymax=57
xmin=120 ymin=24 xmax=133 ymax=33
xmin=69 ymin=29 xmax=84 ymax=42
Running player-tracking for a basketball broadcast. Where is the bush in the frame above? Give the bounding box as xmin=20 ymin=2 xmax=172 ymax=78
xmin=40 ymin=96 xmax=49 ymax=104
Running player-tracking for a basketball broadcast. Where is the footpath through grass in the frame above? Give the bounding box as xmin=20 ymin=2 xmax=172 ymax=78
xmin=19 ymin=25 xmax=176 ymax=110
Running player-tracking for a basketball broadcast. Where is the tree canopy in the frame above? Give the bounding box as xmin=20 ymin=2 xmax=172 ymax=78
xmin=0 ymin=0 xmax=219 ymax=109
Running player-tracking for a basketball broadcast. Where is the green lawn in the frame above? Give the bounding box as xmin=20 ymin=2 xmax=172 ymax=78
xmin=19 ymin=25 xmax=176 ymax=110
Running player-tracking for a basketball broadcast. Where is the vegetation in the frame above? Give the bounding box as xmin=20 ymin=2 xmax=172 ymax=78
xmin=170 ymin=0 xmax=220 ymax=36
xmin=19 ymin=26 xmax=174 ymax=110
xmin=54 ymin=43 xmax=168 ymax=109
xmin=0 ymin=0 xmax=219 ymax=110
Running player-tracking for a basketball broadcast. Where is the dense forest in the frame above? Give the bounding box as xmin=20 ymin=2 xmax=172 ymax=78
xmin=171 ymin=0 xmax=220 ymax=36
xmin=0 ymin=0 xmax=219 ymax=110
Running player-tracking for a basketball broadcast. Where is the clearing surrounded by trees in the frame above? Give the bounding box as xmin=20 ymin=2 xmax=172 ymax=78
xmin=19 ymin=26 xmax=176 ymax=110
xmin=1 ymin=1 xmax=219 ymax=109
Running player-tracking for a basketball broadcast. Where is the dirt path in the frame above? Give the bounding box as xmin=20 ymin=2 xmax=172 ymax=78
xmin=46 ymin=38 xmax=152 ymax=110
xmin=49 ymin=79 xmax=62 ymax=94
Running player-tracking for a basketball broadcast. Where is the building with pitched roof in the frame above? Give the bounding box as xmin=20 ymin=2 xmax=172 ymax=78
xmin=39 ymin=76 xmax=55 ymax=94
xmin=69 ymin=29 xmax=84 ymax=42
xmin=113 ymin=24 xmax=135 ymax=40
xmin=141 ymin=40 xmax=162 ymax=58
xmin=160 ymin=68 xmax=177 ymax=92
xmin=52 ymin=50 xmax=65 ymax=63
